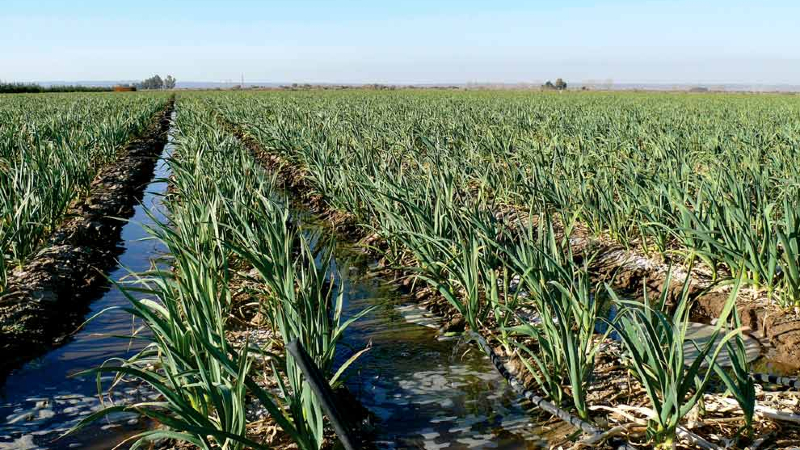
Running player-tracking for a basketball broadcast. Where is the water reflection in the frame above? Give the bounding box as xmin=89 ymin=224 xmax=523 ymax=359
xmin=307 ymin=223 xmax=550 ymax=448
xmin=0 ymin=115 xmax=175 ymax=449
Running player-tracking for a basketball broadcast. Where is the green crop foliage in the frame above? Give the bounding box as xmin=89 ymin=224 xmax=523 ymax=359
xmin=34 ymin=89 xmax=798 ymax=447
xmin=501 ymin=214 xmax=608 ymax=421
xmin=209 ymin=89 xmax=800 ymax=305
xmin=197 ymin=89 xmax=799 ymax=441
xmin=74 ymin=98 xmax=367 ymax=449
xmin=0 ymin=93 xmax=170 ymax=291
xmin=606 ymin=271 xmax=744 ymax=447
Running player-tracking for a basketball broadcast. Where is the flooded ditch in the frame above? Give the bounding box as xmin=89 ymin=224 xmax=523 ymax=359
xmin=300 ymin=216 xmax=563 ymax=449
xmin=0 ymin=113 xmax=176 ymax=449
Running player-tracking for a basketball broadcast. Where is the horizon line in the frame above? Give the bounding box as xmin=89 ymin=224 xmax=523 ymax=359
xmin=16 ymin=80 xmax=800 ymax=87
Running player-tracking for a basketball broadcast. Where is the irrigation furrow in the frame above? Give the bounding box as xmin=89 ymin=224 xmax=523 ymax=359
xmin=0 ymin=99 xmax=175 ymax=377
xmin=294 ymin=214 xmax=559 ymax=448
xmin=215 ymin=115 xmax=568 ymax=447
xmin=0 ymin=107 xmax=178 ymax=449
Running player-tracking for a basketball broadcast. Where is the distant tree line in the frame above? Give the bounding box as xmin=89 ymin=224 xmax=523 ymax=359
xmin=0 ymin=82 xmax=112 ymax=94
xmin=135 ymin=74 xmax=177 ymax=90
xmin=542 ymin=78 xmax=568 ymax=91
xmin=1 ymin=74 xmax=178 ymax=94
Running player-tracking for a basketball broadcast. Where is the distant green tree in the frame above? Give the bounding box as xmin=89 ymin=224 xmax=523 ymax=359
xmin=0 ymin=82 xmax=111 ymax=94
xmin=137 ymin=75 xmax=164 ymax=90
xmin=542 ymin=79 xmax=568 ymax=91
xmin=164 ymin=75 xmax=177 ymax=89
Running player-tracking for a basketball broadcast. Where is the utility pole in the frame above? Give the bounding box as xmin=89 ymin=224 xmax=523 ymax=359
xmin=241 ymin=73 xmax=244 ymax=87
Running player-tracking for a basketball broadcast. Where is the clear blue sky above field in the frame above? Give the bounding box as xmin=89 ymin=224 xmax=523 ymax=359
xmin=2 ymin=0 xmax=798 ymax=85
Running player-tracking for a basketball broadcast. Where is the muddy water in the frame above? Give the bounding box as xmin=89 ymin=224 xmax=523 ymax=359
xmin=301 ymin=225 xmax=558 ymax=449
xmin=0 ymin=114 xmax=176 ymax=449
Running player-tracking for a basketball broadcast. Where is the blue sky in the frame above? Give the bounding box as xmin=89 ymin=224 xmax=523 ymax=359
xmin=2 ymin=0 xmax=798 ymax=84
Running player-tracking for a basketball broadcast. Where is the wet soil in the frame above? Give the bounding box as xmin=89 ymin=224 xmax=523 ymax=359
xmin=493 ymin=208 xmax=800 ymax=370
xmin=594 ymin=247 xmax=800 ymax=369
xmin=0 ymin=110 xmax=177 ymax=449
xmin=0 ymin=99 xmax=175 ymax=380
xmin=298 ymin=214 xmax=556 ymax=448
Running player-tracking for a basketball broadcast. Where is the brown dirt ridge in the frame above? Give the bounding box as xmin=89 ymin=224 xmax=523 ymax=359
xmin=0 ymin=98 xmax=175 ymax=380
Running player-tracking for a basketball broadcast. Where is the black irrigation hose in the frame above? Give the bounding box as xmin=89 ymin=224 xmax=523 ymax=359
xmin=467 ymin=331 xmax=602 ymax=435
xmin=469 ymin=329 xmax=800 ymax=449
xmin=287 ymin=340 xmax=360 ymax=450
xmin=751 ymin=372 xmax=800 ymax=389
xmin=467 ymin=331 xmax=646 ymax=449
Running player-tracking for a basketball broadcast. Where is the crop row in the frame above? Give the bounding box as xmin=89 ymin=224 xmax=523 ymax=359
xmin=72 ymin=98 xmax=365 ymax=449
xmin=208 ymin=90 xmax=800 ymax=306
xmin=0 ymin=93 xmax=171 ymax=291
